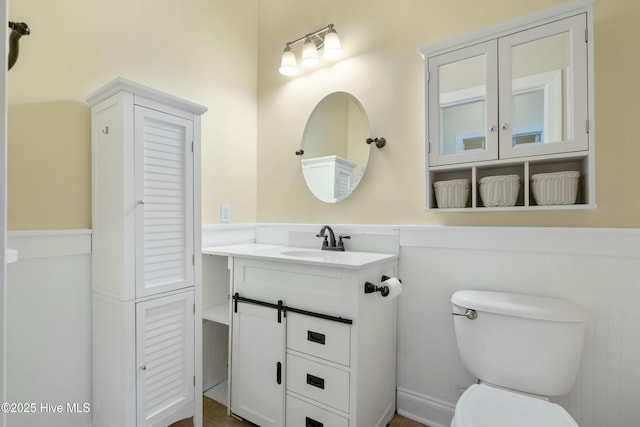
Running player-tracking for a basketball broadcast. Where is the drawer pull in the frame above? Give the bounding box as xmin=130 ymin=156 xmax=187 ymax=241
xmin=306 ymin=373 xmax=325 ymax=390
xmin=307 ymin=330 xmax=326 ymax=345
xmin=305 ymin=416 xmax=324 ymax=427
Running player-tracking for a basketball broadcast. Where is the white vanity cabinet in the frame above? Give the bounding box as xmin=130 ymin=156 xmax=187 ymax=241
xmin=227 ymin=251 xmax=398 ymax=427
xmin=423 ymin=2 xmax=595 ymax=210
xmin=87 ymin=78 xmax=207 ymax=427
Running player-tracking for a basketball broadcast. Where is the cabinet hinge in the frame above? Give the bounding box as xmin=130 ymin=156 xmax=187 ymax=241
xmin=585 ymin=28 xmax=588 ymax=43
xmin=426 ymin=71 xmax=430 ymax=82
xmin=192 ymin=254 xmax=195 ymax=265
xmin=191 ymin=141 xmax=194 ymax=153
xmin=193 ymin=303 xmax=196 ymax=314
xmin=428 ymin=141 xmax=431 ymax=154
xmin=193 ymin=376 xmax=196 ymax=387
xmin=586 ymin=119 xmax=590 ymax=133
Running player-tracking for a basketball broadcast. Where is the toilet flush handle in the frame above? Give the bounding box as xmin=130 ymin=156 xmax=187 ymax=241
xmin=451 ymin=309 xmax=477 ymax=320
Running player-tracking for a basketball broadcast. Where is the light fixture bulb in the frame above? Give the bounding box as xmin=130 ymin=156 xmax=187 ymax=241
xmin=323 ymin=27 xmax=342 ymax=60
xmin=279 ymin=45 xmax=297 ymax=76
xmin=301 ymin=37 xmax=320 ymax=68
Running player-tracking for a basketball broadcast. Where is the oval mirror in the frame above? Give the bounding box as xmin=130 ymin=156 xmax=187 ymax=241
xmin=300 ymin=92 xmax=371 ymax=203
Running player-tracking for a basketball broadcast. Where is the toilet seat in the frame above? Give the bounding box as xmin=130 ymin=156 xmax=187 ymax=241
xmin=452 ymin=383 xmax=579 ymax=427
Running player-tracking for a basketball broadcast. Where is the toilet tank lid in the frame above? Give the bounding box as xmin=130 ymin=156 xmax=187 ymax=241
xmin=451 ymin=290 xmax=587 ymax=322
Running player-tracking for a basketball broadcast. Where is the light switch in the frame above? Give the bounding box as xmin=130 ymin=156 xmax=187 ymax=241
xmin=220 ymin=204 xmax=231 ymax=223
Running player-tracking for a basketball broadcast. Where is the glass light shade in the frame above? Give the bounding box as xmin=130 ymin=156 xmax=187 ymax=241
xmin=323 ymin=28 xmax=342 ymax=60
xmin=301 ymin=38 xmax=320 ymax=68
xmin=279 ymin=47 xmax=297 ymax=76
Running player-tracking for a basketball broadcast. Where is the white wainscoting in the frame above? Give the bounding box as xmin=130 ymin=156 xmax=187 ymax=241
xmin=5 ymin=225 xmax=639 ymax=427
xmin=6 ymin=230 xmax=92 ymax=427
xmin=396 ymin=226 xmax=640 ymax=427
xmin=202 ymin=223 xmax=256 ymax=248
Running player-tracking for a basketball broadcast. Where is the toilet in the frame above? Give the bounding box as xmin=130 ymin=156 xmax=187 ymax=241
xmin=450 ymin=290 xmax=587 ymax=427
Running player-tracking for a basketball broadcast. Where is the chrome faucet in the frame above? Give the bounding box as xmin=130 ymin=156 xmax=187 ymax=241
xmin=316 ymin=225 xmax=350 ymax=251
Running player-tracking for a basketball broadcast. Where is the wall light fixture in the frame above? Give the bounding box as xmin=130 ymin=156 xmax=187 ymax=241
xmin=279 ymin=24 xmax=342 ymax=76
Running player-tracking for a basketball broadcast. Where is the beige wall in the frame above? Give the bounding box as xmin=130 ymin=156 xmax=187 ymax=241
xmin=8 ymin=101 xmax=90 ymax=229
xmin=7 ymin=0 xmax=640 ymax=229
xmin=256 ymin=0 xmax=640 ymax=227
xmin=8 ymin=0 xmax=258 ymax=230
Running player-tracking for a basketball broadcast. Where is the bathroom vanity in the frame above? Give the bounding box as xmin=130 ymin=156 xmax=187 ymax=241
xmin=202 ymin=244 xmax=399 ymax=427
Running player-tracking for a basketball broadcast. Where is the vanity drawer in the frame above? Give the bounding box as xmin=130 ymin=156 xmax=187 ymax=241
xmin=287 ymin=353 xmax=350 ymax=413
xmin=286 ymin=395 xmax=349 ymax=427
xmin=287 ymin=312 xmax=351 ymax=366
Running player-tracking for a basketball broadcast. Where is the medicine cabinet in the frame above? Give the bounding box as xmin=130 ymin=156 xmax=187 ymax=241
xmin=421 ymin=0 xmax=595 ymax=211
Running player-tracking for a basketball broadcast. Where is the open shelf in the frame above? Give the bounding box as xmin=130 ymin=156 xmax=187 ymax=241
xmin=202 ymin=303 xmax=230 ymax=325
xmin=202 ymin=253 xmax=231 ymax=407
xmin=428 ymin=152 xmax=594 ymax=211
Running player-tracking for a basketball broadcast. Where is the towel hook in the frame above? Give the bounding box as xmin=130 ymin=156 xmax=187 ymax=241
xmin=8 ymin=21 xmax=30 ymax=70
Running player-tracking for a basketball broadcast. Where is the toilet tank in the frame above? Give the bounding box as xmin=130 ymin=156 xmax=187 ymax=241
xmin=451 ymin=290 xmax=587 ymax=397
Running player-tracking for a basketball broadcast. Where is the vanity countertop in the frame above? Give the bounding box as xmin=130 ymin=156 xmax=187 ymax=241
xmin=202 ymin=243 xmax=397 ymax=269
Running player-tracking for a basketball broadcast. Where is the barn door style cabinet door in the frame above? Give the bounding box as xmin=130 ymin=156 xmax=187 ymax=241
xmin=87 ymin=78 xmax=207 ymax=427
xmin=231 ymin=302 xmax=286 ymax=427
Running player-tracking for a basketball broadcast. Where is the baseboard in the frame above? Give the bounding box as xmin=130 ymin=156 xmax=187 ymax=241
xmin=397 ymin=387 xmax=455 ymax=427
xmin=378 ymin=402 xmax=395 ymax=427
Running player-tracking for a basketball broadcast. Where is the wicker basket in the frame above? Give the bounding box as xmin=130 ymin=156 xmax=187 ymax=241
xmin=433 ymin=179 xmax=470 ymax=208
xmin=479 ymin=174 xmax=520 ymax=207
xmin=531 ymin=171 xmax=580 ymax=205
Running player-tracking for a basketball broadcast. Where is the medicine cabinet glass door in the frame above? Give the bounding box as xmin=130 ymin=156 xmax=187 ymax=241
xmin=428 ymin=41 xmax=498 ymax=166
xmin=427 ymin=13 xmax=588 ymax=167
xmin=498 ymin=14 xmax=588 ymax=159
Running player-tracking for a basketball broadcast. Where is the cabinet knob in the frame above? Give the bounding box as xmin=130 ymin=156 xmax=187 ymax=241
xmin=489 ymin=125 xmax=497 ymax=132
xmin=139 ymin=365 xmax=147 ymax=371
xmin=136 ymin=200 xmax=145 ymax=206
xmin=501 ymin=123 xmax=509 ymax=130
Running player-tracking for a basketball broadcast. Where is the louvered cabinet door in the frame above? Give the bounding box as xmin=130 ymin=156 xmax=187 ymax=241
xmin=134 ymin=106 xmax=195 ymax=298
xmin=136 ymin=290 xmax=195 ymax=426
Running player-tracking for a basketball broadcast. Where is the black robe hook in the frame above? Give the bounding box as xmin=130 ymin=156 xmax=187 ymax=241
xmin=8 ymin=21 xmax=30 ymax=70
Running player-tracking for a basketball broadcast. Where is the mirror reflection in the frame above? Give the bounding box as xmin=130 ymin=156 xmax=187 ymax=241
xmin=439 ymin=53 xmax=488 ymax=155
xmin=438 ymin=29 xmax=571 ymax=155
xmin=300 ymin=92 xmax=370 ymax=203
xmin=510 ymin=31 xmax=569 ymax=146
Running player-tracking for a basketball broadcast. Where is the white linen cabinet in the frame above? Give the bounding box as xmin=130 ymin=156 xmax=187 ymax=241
xmin=87 ymin=78 xmax=207 ymax=427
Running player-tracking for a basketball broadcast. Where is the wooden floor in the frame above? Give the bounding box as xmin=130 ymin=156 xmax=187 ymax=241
xmin=169 ymin=397 xmax=429 ymax=427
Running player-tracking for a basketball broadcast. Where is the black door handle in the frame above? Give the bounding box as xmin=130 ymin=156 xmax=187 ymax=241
xmin=277 ymin=362 xmax=282 ymax=385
